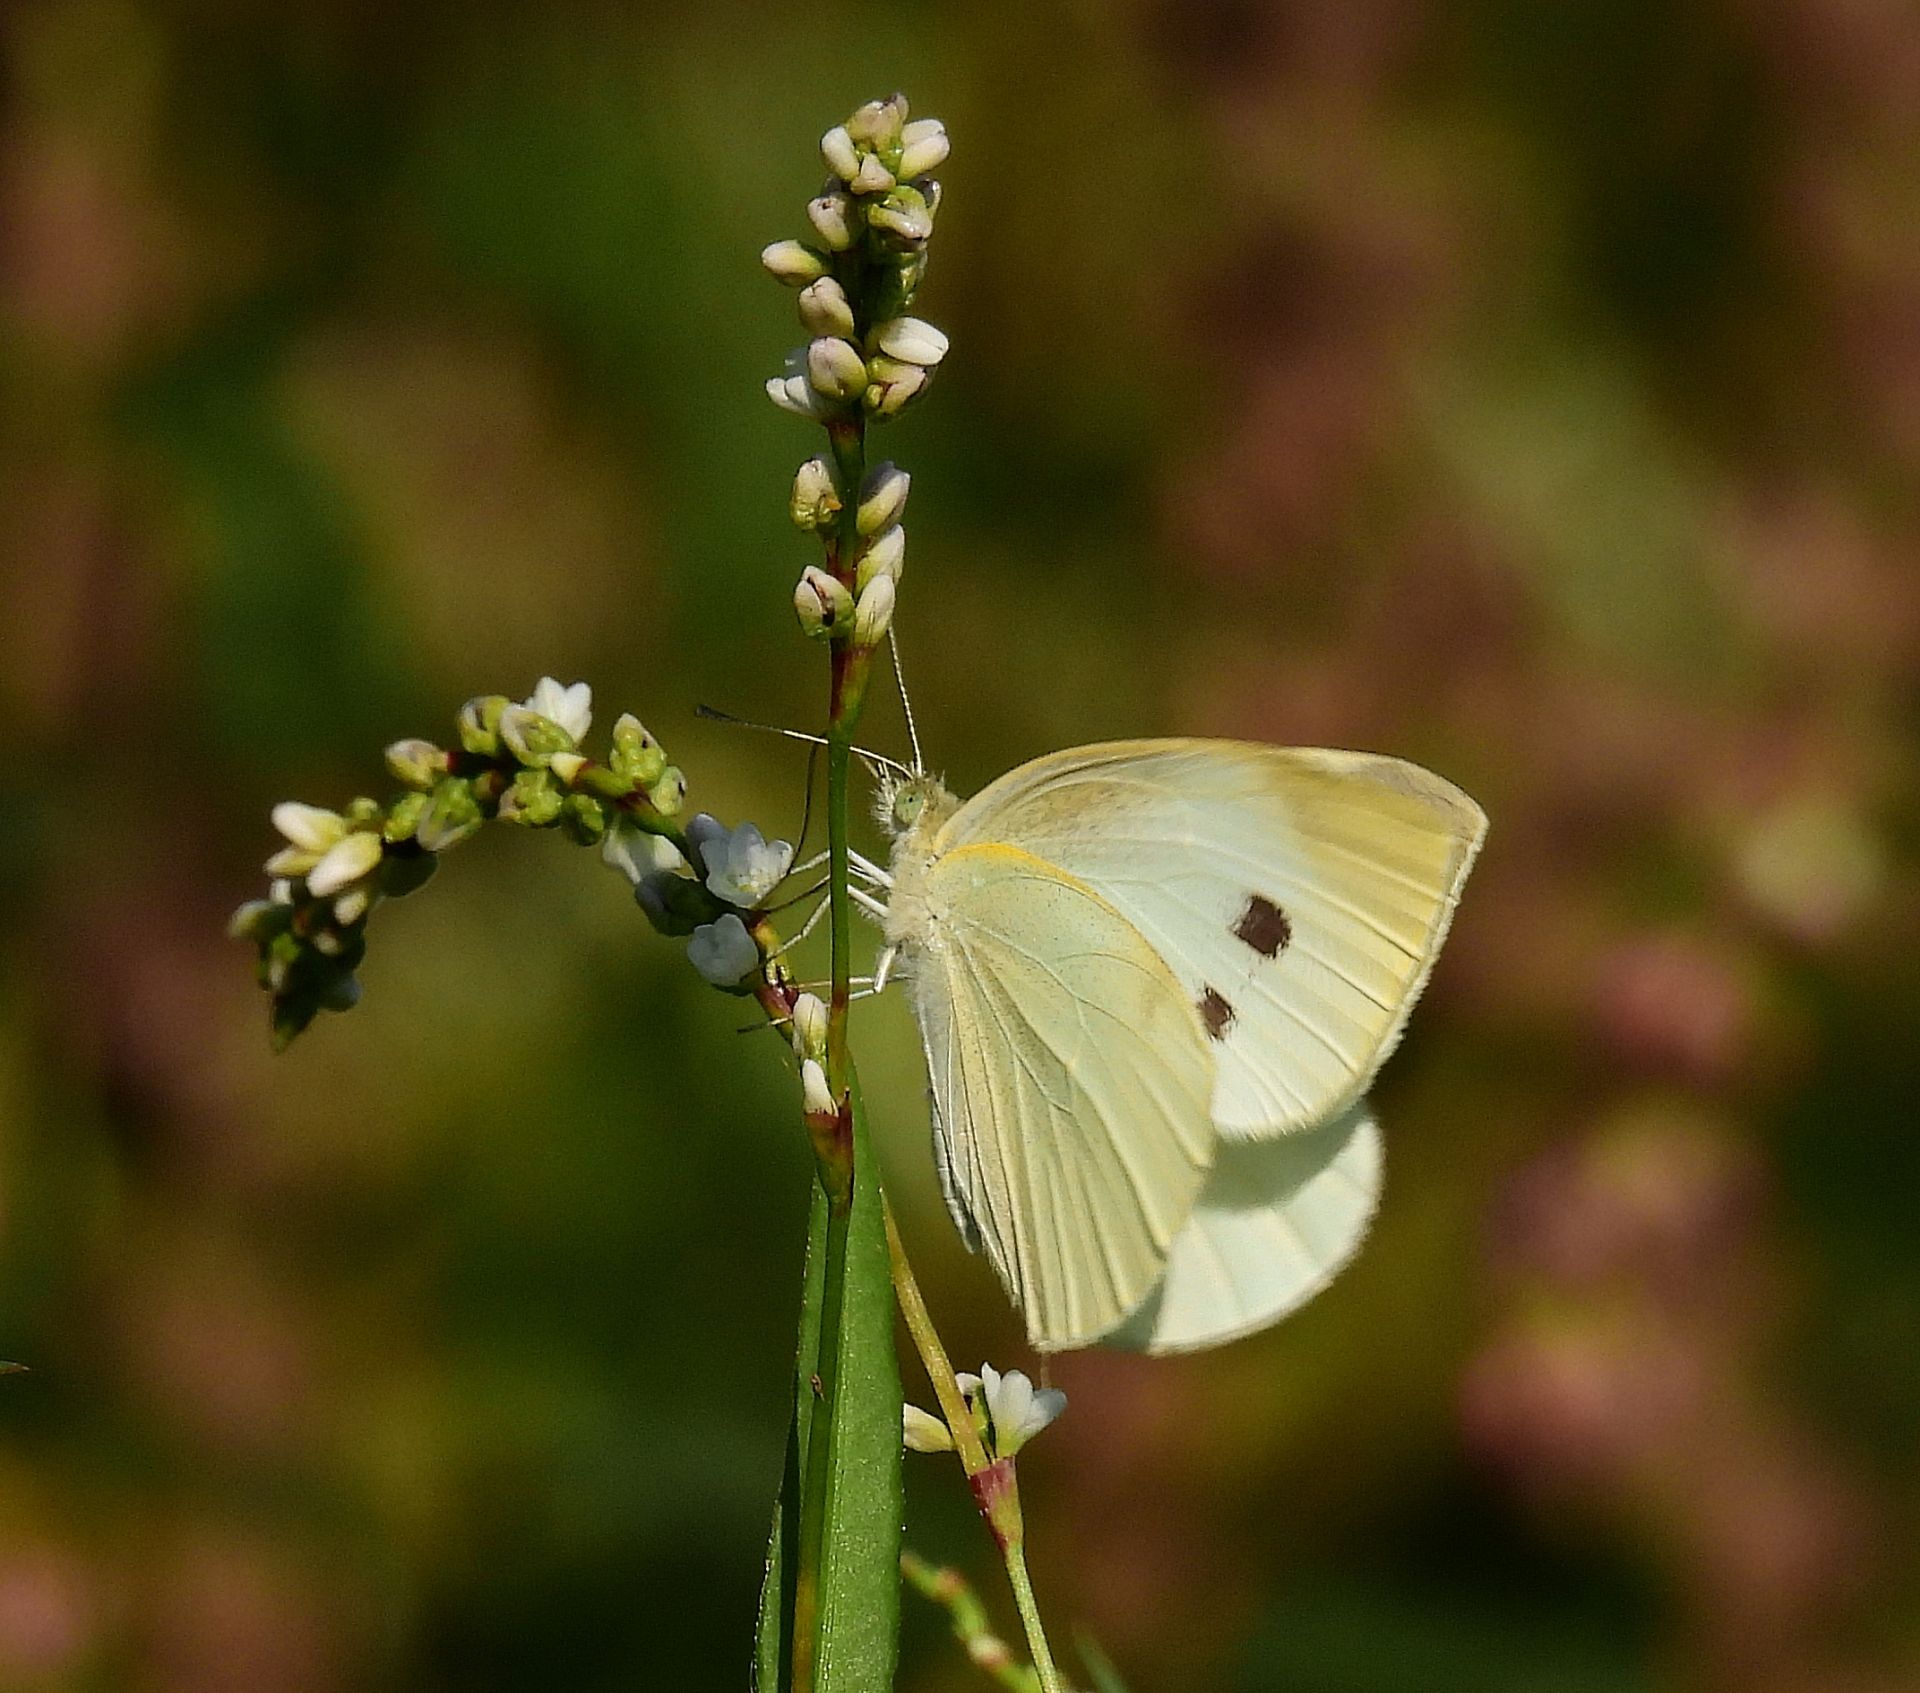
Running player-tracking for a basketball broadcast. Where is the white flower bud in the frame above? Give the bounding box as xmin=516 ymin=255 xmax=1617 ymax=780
xmin=796 ymin=277 xmax=856 ymax=339
xmin=857 ymin=524 xmax=906 ymax=591
xmin=766 ymin=374 xmax=826 ymax=419
xmin=902 ymin=1404 xmax=954 ymax=1453
xmin=332 ymin=885 xmax=373 ymax=927
xmin=857 ymin=462 xmax=910 ymax=535
xmin=761 ymin=240 xmax=829 ymax=285
xmin=271 ymin=803 xmax=347 ymax=855
xmin=384 ymin=739 xmax=446 ymax=792
xmin=547 ymin=751 xmax=587 ymax=785
xmin=863 ymin=357 xmax=929 ymax=417
xmin=848 ymin=95 xmax=907 ymax=149
xmin=800 ymin=1057 xmax=835 ymax=1117
xmin=849 ymin=153 xmax=895 ymax=196
xmin=867 ymin=190 xmax=932 ymax=245
xmin=806 ymin=192 xmax=856 ymax=252
xmin=853 ymin=573 xmax=896 ymax=648
xmin=806 ymin=336 xmax=868 ymax=401
xmin=687 ymin=913 xmax=760 ymax=988
xmin=794 ymin=565 xmax=854 ymax=637
xmin=789 ymin=455 xmax=842 ymax=531
xmin=307 ymin=829 xmax=384 ymax=898
xmin=789 ymin=991 xmax=828 ymax=1059
xmin=873 ymin=317 xmax=949 ymax=367
xmin=820 ymin=125 xmax=861 ymax=181
xmin=897 ymin=119 xmax=949 ymax=179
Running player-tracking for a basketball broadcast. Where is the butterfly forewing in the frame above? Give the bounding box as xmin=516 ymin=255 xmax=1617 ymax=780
xmin=938 ymin=741 xmax=1485 ymax=1137
xmin=1104 ymin=1101 xmax=1381 ymax=1354
xmin=903 ymin=843 xmax=1217 ymax=1351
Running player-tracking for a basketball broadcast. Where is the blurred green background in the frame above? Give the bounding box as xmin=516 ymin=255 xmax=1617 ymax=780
xmin=3 ymin=1 xmax=1917 ymax=1688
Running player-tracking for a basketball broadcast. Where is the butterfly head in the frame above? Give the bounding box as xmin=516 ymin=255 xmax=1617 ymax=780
xmin=874 ymin=770 xmax=957 ymax=844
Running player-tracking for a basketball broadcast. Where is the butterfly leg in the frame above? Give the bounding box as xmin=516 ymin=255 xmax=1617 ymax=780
xmin=847 ymin=848 xmax=894 ymax=889
xmin=872 ymin=943 xmax=899 ymax=995
xmin=849 ymin=885 xmax=891 ymax=924
xmin=767 ymin=892 xmax=831 ymax=957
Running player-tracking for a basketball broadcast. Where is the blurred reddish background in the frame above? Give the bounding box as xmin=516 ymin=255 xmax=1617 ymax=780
xmin=1 ymin=2 xmax=1915 ymax=1689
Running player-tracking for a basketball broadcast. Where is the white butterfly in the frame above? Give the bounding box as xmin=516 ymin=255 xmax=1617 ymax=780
xmin=871 ymin=739 xmax=1485 ymax=1355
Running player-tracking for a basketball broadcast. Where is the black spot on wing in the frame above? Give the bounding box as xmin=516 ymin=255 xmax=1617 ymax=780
xmin=1232 ymin=894 xmax=1292 ymax=958
xmin=1198 ymin=987 xmax=1236 ymax=1041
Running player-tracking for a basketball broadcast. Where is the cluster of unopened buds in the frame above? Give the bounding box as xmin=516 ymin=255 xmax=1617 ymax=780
xmin=904 ymin=1364 xmax=1068 ymax=1461
xmin=760 ymin=92 xmax=950 ymax=425
xmin=790 ymin=456 xmax=907 ymax=650
xmin=230 ymin=677 xmax=809 ymax=1045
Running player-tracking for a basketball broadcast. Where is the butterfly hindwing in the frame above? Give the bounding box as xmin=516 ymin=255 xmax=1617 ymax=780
xmin=937 ymin=740 xmax=1485 ymax=1137
xmin=1103 ymin=1100 xmax=1382 ymax=1355
xmin=904 ymin=842 xmax=1217 ymax=1351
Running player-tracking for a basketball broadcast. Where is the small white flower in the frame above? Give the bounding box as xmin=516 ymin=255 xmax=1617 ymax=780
xmin=306 ymin=830 xmax=384 ymax=898
xmin=272 ymin=802 xmax=348 ymax=854
xmin=800 ymin=1057 xmax=834 ymax=1116
xmin=522 ymin=677 xmax=592 ymax=743
xmin=702 ymin=821 xmax=795 ymax=909
xmin=903 ymin=1404 xmax=954 ymax=1453
xmin=603 ymin=820 xmax=689 ymax=884
xmin=687 ymin=913 xmax=759 ymax=987
xmin=973 ymin=1363 xmax=1067 ymax=1457
xmin=265 ymin=802 xmax=347 ymax=875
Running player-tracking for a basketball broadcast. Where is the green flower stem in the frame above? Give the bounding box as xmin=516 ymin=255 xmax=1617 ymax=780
xmin=884 ymin=1201 xmax=1067 ymax=1693
xmin=884 ymin=1198 xmax=991 ymax=1474
xmin=793 ymin=407 xmax=876 ymax=1693
xmin=1002 ymin=1540 xmax=1064 ymax=1693
xmin=901 ymin=1551 xmax=1042 ymax=1693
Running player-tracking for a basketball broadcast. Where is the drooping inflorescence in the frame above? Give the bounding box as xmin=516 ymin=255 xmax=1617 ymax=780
xmin=228 ymin=678 xmax=801 ymax=1047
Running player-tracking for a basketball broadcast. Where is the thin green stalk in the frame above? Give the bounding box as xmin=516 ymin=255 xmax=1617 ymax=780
xmin=792 ymin=413 xmax=872 ymax=1693
xmin=1002 ymin=1543 xmax=1065 ymax=1693
xmin=885 ymin=1202 xmax=1066 ymax=1693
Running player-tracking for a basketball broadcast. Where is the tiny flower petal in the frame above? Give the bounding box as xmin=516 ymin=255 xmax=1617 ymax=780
xmin=687 ymin=913 xmax=759 ymax=987
xmin=272 ymin=803 xmax=347 ymax=854
xmin=874 ymin=317 xmax=949 ymax=367
xmin=807 ymin=336 xmax=868 ymax=402
xmin=306 ymin=830 xmax=385 ymax=898
xmin=602 ymin=821 xmax=688 ymax=885
xmin=806 ymin=193 xmax=856 ymax=252
xmin=898 ymin=120 xmax=950 ymax=178
xmin=857 ymin=462 xmax=911 ymax=535
xmin=820 ymin=124 xmax=860 ymax=181
xmin=850 ymin=153 xmax=895 ymax=196
xmin=524 ymin=677 xmax=592 ymax=742
xmin=705 ymin=821 xmax=795 ymax=908
xmin=903 ymin=1405 xmax=955 ymax=1452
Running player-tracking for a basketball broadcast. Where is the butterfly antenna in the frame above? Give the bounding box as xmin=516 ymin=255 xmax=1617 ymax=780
xmin=695 ymin=703 xmax=914 ymax=782
xmin=889 ymin=629 xmax=924 ymax=775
